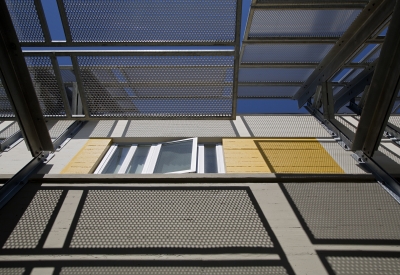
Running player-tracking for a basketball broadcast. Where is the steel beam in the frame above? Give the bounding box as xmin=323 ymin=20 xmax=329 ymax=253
xmin=321 ymin=82 xmax=334 ymax=120
xmin=352 ymin=0 xmax=400 ymax=156
xmin=294 ymin=0 xmax=394 ymax=107
xmin=0 ymin=1 xmax=53 ymax=156
xmin=333 ymin=65 xmax=376 ymax=112
xmin=52 ymin=121 xmax=85 ymax=151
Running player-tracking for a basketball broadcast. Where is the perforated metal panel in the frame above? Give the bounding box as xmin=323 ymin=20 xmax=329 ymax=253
xmin=389 ymin=116 xmax=400 ymax=128
xmin=124 ymin=120 xmax=237 ymax=137
xmin=326 ymin=256 xmax=400 ymax=275
xmin=47 ymin=120 xmax=75 ymax=139
xmin=242 ymin=44 xmax=334 ymax=63
xmin=77 ymin=56 xmax=234 ymax=118
xmin=25 ymin=56 xmax=66 ymax=117
xmin=62 ymin=0 xmax=237 ymax=43
xmin=88 ymin=121 xmax=116 ymax=137
xmin=319 ymin=141 xmax=367 ymax=174
xmin=283 ymin=182 xmax=400 ymax=241
xmin=239 ymin=68 xmax=314 ymax=82
xmin=0 ymin=122 xmax=20 ymax=139
xmin=243 ymin=116 xmax=331 ymax=137
xmin=60 ymin=266 xmax=288 ymax=275
xmin=3 ymin=190 xmax=62 ymax=249
xmin=238 ymin=86 xmax=300 ymax=98
xmin=5 ymin=0 xmax=44 ymax=42
xmin=70 ymin=189 xmax=273 ymax=249
xmin=0 ymin=79 xmax=14 ymax=118
xmin=249 ymin=9 xmax=361 ymax=38
xmin=0 ymin=268 xmax=24 ymax=275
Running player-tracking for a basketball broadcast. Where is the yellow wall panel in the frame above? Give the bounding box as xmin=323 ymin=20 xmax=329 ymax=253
xmin=61 ymin=139 xmax=112 ymax=174
xmin=223 ymin=138 xmax=344 ymax=174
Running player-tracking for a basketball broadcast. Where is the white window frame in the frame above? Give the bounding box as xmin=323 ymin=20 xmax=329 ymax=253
xmin=197 ymin=143 xmax=225 ymax=173
xmin=95 ymin=138 xmax=198 ymax=174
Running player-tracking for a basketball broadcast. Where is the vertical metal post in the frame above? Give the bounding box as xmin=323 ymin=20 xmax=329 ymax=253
xmin=0 ymin=1 xmax=53 ymax=156
xmin=322 ymin=82 xmax=334 ymax=120
xmin=352 ymin=0 xmax=400 ymax=157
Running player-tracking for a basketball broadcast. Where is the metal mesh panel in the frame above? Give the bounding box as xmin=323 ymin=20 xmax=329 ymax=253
xmin=238 ymin=86 xmax=300 ymax=98
xmin=124 ymin=120 xmax=237 ymax=137
xmin=319 ymin=141 xmax=367 ymax=174
xmin=25 ymin=56 xmax=66 ymax=117
xmin=0 ymin=122 xmax=20 ymax=139
xmin=0 ymin=268 xmax=25 ymax=275
xmin=239 ymin=68 xmax=314 ymax=82
xmin=389 ymin=116 xmax=400 ymax=128
xmin=5 ymin=0 xmax=44 ymax=42
xmin=62 ymin=0 xmax=237 ymax=43
xmin=47 ymin=120 xmax=75 ymax=139
xmin=3 ymin=190 xmax=62 ymax=249
xmin=242 ymin=44 xmax=334 ymax=63
xmin=326 ymin=256 xmax=400 ymax=275
xmin=249 ymin=10 xmax=361 ymax=37
xmin=77 ymin=56 xmax=234 ymax=118
xmin=243 ymin=116 xmax=331 ymax=137
xmin=70 ymin=189 xmax=273 ymax=248
xmin=60 ymin=266 xmax=288 ymax=275
xmin=88 ymin=121 xmax=116 ymax=137
xmin=283 ymin=182 xmax=400 ymax=240
xmin=0 ymin=79 xmax=14 ymax=118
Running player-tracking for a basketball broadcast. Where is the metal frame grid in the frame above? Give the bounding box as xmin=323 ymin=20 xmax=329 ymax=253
xmin=22 ymin=51 xmax=237 ymax=120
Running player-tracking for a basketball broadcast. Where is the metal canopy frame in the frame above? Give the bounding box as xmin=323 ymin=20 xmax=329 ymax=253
xmin=293 ymin=0 xmax=394 ymax=107
xmin=352 ymin=0 xmax=400 ymax=156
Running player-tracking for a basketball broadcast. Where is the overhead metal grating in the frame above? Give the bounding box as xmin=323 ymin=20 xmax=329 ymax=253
xmin=24 ymin=56 xmax=67 ymax=117
xmin=5 ymin=0 xmax=45 ymax=43
xmin=69 ymin=53 xmax=235 ymax=118
xmin=248 ymin=10 xmax=361 ymax=38
xmin=241 ymin=44 xmax=334 ymax=64
xmin=239 ymin=68 xmax=314 ymax=83
xmin=59 ymin=0 xmax=238 ymax=45
xmin=238 ymin=86 xmax=300 ymax=98
xmin=0 ymin=79 xmax=14 ymax=118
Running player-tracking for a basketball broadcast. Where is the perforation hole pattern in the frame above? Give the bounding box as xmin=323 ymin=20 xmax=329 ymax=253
xmin=249 ymin=9 xmax=361 ymax=38
xmin=283 ymin=182 xmax=400 ymax=240
xmin=242 ymin=44 xmax=334 ymax=64
xmin=326 ymin=256 xmax=400 ymax=275
xmin=25 ymin=56 xmax=66 ymax=117
xmin=60 ymin=266 xmax=288 ymax=275
xmin=238 ymin=86 xmax=300 ymax=98
xmin=0 ymin=122 xmax=20 ymax=139
xmin=0 ymin=268 xmax=25 ymax=275
xmin=5 ymin=0 xmax=44 ymax=42
xmin=77 ymin=56 xmax=234 ymax=118
xmin=62 ymin=0 xmax=237 ymax=43
xmin=0 ymin=79 xmax=14 ymax=118
xmin=70 ymin=189 xmax=273 ymax=249
xmin=3 ymin=190 xmax=62 ymax=249
xmin=239 ymin=68 xmax=314 ymax=82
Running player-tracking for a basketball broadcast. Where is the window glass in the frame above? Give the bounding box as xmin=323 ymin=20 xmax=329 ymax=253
xmin=126 ymin=145 xmax=151 ymax=174
xmin=102 ymin=146 xmax=130 ymax=174
xmin=153 ymin=139 xmax=193 ymax=173
xmin=204 ymin=145 xmax=218 ymax=173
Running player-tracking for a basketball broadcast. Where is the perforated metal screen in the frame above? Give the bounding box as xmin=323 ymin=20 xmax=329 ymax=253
xmin=61 ymin=0 xmax=237 ymax=43
xmin=0 ymin=79 xmax=14 ymax=118
xmin=238 ymin=86 xmax=300 ymax=98
xmin=239 ymin=68 xmax=314 ymax=82
xmin=77 ymin=55 xmax=234 ymax=118
xmin=25 ymin=56 xmax=66 ymax=117
xmin=283 ymin=182 xmax=400 ymax=242
xmin=242 ymin=44 xmax=334 ymax=64
xmin=249 ymin=9 xmax=361 ymax=38
xmin=5 ymin=0 xmax=44 ymax=42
